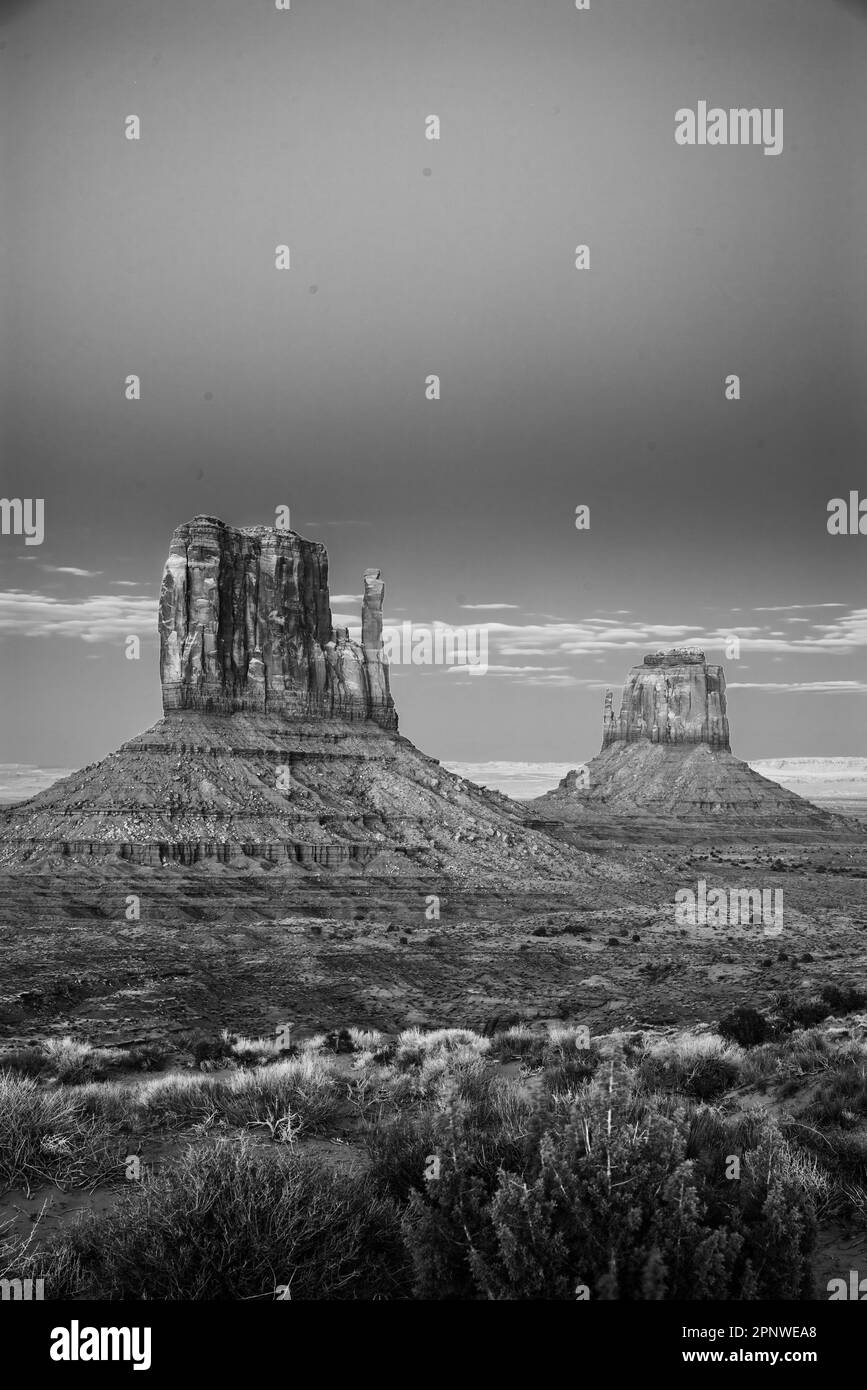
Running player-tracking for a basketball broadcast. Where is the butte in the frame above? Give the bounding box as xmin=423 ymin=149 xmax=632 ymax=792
xmin=0 ymin=515 xmax=599 ymax=888
xmin=531 ymin=647 xmax=855 ymax=843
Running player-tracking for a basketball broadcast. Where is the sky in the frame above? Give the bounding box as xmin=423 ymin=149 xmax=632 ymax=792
xmin=1 ymin=0 xmax=865 ymax=799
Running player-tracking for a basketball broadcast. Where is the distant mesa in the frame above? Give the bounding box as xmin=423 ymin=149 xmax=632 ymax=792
xmin=534 ymin=647 xmax=838 ymax=831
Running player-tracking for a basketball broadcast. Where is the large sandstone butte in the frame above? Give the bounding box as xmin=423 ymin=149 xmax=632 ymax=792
xmin=159 ymin=517 xmax=395 ymax=727
xmin=534 ymin=648 xmax=838 ymax=832
xmin=0 ymin=516 xmax=600 ymax=890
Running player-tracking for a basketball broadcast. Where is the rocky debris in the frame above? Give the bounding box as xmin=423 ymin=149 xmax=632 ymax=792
xmin=160 ymin=516 xmax=395 ymax=728
xmin=602 ymin=648 xmax=729 ymax=750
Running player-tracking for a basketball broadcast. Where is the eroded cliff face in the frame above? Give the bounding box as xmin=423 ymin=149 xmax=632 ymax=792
xmin=159 ymin=516 xmax=396 ymax=729
xmin=602 ymin=648 xmax=730 ymax=751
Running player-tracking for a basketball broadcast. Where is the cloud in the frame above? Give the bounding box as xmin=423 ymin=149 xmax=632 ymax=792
xmin=2 ymin=589 xmax=864 ymax=696
xmin=41 ymin=566 xmax=103 ymax=578
xmin=447 ymin=663 xmax=570 ymax=675
xmin=754 ymin=603 xmax=847 ymax=612
xmin=483 ymin=608 xmax=867 ymax=660
xmin=330 ymin=594 xmax=362 ymax=604
xmin=728 ymin=681 xmax=867 ymax=693
xmin=460 ymin=603 xmax=520 ymax=610
xmin=0 ymin=590 xmax=157 ymax=642
xmin=360 ymin=604 xmax=867 ymax=691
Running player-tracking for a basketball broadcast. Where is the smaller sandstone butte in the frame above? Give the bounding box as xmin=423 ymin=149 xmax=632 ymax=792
xmin=532 ymin=648 xmax=842 ymax=834
xmin=160 ymin=516 xmax=395 ymax=728
xmin=602 ymin=648 xmax=730 ymax=751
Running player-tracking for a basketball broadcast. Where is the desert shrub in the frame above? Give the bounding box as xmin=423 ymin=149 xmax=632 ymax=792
xmin=542 ymin=1055 xmax=599 ymax=1095
xmin=0 ymin=1046 xmax=50 ymax=1079
xmin=687 ymin=1058 xmax=742 ymax=1100
xmin=546 ymin=1025 xmax=593 ymax=1058
xmin=489 ymin=1025 xmax=545 ymax=1065
xmin=638 ymin=1034 xmax=742 ymax=1101
xmin=348 ymin=1027 xmax=388 ymax=1057
xmin=803 ymin=1063 xmax=867 ymax=1131
xmin=787 ymin=1001 xmax=832 ymax=1030
xmin=718 ymin=1007 xmax=770 ymax=1049
xmin=190 ymin=1033 xmax=235 ymax=1067
xmin=136 ymin=1055 xmax=339 ymax=1136
xmin=394 ymin=1028 xmax=490 ymax=1071
xmin=31 ymin=1038 xmax=123 ymax=1085
xmin=490 ymin=1024 xmax=597 ymax=1072
xmin=22 ymin=1139 xmax=409 ymax=1300
xmin=0 ymin=1073 xmax=118 ymax=1192
xmin=209 ymin=1056 xmax=340 ymax=1135
xmin=69 ymin=1055 xmax=340 ymax=1138
xmin=771 ymin=992 xmax=846 ymax=1033
xmin=120 ymin=1042 xmax=171 ymax=1072
xmin=228 ymin=1034 xmax=284 ymax=1066
xmin=819 ymin=984 xmax=867 ymax=1015
xmin=364 ymin=1109 xmax=443 ymax=1202
xmin=737 ymin=1028 xmax=844 ymax=1088
xmin=0 ymin=1038 xmax=171 ymax=1084
xmin=414 ymin=1050 xmax=495 ymax=1106
xmin=401 ymin=1061 xmax=815 ymax=1300
xmin=364 ymin=1063 xmax=532 ymax=1203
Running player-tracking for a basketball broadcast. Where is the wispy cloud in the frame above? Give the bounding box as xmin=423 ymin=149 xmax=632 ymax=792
xmin=729 ymin=681 xmax=867 ymax=693
xmin=1 ymin=590 xmax=864 ymax=688
xmin=447 ymin=663 xmax=570 ymax=676
xmin=483 ymin=609 xmax=867 ymax=660
xmin=41 ymin=566 xmax=103 ymax=578
xmin=754 ymin=603 xmax=846 ymax=612
xmin=460 ymin=603 xmax=520 ymax=610
xmin=0 ymin=590 xmax=157 ymax=642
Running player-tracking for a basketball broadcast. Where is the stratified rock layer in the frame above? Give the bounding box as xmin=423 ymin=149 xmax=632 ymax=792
xmin=602 ymin=648 xmax=730 ymax=751
xmin=160 ymin=516 xmax=395 ymax=729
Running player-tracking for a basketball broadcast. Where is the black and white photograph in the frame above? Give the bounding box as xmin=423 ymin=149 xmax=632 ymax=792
xmin=0 ymin=0 xmax=865 ymax=1368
